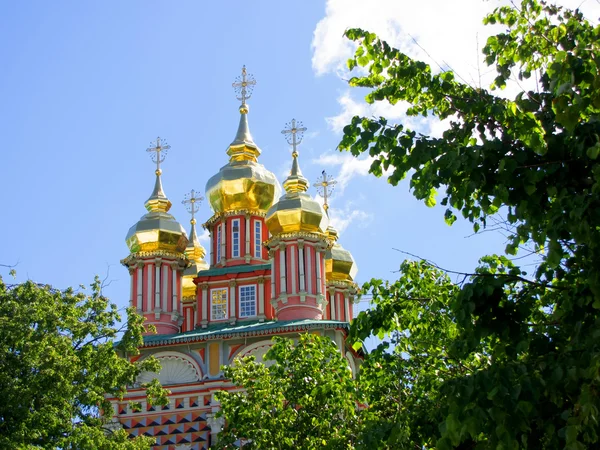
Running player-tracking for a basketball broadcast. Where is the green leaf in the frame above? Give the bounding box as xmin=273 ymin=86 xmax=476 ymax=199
xmin=586 ymin=142 xmax=600 ymax=160
xmin=425 ymin=189 xmax=437 ymax=207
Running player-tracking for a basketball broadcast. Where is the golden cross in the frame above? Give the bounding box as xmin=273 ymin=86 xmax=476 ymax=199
xmin=146 ymin=137 xmax=170 ymax=174
xmin=182 ymin=189 xmax=204 ymax=224
xmin=281 ymin=119 xmax=307 ymax=155
xmin=314 ymin=170 xmax=337 ymax=211
xmin=232 ymin=65 xmax=257 ymax=106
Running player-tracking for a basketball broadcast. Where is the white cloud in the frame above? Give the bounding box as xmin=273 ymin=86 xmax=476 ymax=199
xmin=314 ymin=0 xmax=600 ymax=137
xmin=304 ymin=130 xmax=320 ymax=140
xmin=312 ymin=151 xmax=374 ymax=192
xmin=312 ymin=0 xmax=503 ymax=81
xmin=198 ymin=228 xmax=210 ymax=243
xmin=329 ymin=203 xmax=373 ymax=234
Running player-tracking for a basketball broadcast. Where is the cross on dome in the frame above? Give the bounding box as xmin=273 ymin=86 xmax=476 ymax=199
xmin=314 ymin=170 xmax=337 ymax=212
xmin=232 ymin=65 xmax=256 ymax=107
xmin=182 ymin=189 xmax=204 ymax=225
xmin=281 ymin=119 xmax=307 ymax=156
xmin=146 ymin=137 xmax=171 ymax=175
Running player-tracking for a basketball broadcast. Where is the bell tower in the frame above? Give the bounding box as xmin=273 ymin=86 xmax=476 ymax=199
xmin=265 ymin=120 xmax=331 ymax=321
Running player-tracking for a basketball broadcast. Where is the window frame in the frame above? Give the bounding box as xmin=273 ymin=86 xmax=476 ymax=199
xmin=210 ymin=287 xmax=228 ymax=321
xmin=238 ymin=284 xmax=257 ymax=318
xmin=231 ymin=218 xmax=240 ymax=258
xmin=254 ymin=220 xmax=262 ymax=258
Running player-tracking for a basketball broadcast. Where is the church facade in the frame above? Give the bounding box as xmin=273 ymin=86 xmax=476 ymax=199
xmin=109 ymin=68 xmax=360 ymax=449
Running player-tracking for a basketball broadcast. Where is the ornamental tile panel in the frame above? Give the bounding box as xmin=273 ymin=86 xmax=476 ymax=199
xmin=120 ymin=410 xmax=208 ymax=450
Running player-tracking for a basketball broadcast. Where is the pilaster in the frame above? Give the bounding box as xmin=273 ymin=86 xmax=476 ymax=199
xmin=229 ymin=280 xmax=237 ymax=325
xmin=200 ymin=283 xmax=209 ymax=328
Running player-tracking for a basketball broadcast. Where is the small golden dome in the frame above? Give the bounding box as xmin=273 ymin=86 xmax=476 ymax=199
xmin=126 ymin=171 xmax=189 ymax=254
xmin=182 ymin=220 xmax=209 ymax=301
xmin=266 ymin=151 xmax=329 ymax=235
xmin=325 ymin=226 xmax=358 ymax=282
xmin=206 ymin=106 xmax=281 ymax=213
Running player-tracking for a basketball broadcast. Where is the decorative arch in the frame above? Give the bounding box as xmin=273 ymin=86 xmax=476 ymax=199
xmin=137 ymin=351 xmax=202 ymax=386
xmin=231 ymin=340 xmax=274 ymax=367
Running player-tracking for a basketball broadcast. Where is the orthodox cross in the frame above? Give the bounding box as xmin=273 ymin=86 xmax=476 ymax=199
xmin=232 ymin=65 xmax=256 ymax=106
xmin=182 ymin=189 xmax=204 ymax=224
xmin=281 ymin=119 xmax=307 ymax=155
xmin=314 ymin=170 xmax=337 ymax=211
xmin=146 ymin=137 xmax=170 ymax=174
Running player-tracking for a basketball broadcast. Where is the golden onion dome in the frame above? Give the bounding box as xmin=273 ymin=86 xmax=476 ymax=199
xmin=266 ymin=150 xmax=329 ymax=235
xmin=125 ymin=170 xmax=189 ymax=254
xmin=325 ymin=225 xmax=358 ymax=282
xmin=205 ymin=105 xmax=281 ymax=214
xmin=182 ymin=219 xmax=209 ymax=300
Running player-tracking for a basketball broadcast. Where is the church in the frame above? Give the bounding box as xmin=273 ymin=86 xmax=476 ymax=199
xmin=108 ymin=67 xmax=360 ymax=449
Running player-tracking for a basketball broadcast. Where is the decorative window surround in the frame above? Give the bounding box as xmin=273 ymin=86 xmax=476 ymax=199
xmin=254 ymin=220 xmax=262 ymax=258
xmin=231 ymin=219 xmax=240 ymax=258
xmin=239 ymin=284 xmax=257 ymax=318
xmin=210 ymin=288 xmax=228 ymax=321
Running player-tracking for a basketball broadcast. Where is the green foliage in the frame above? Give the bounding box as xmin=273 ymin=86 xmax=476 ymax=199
xmin=0 ymin=275 xmax=167 ymax=449
xmin=355 ymin=261 xmax=463 ymax=449
xmin=341 ymin=1 xmax=600 ymax=448
xmin=216 ymin=334 xmax=360 ymax=449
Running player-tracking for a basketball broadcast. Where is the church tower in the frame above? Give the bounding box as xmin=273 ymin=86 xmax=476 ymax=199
xmin=204 ymin=66 xmax=280 ymax=269
xmin=314 ymin=171 xmax=359 ymax=322
xmin=122 ymin=138 xmax=189 ymax=334
xmin=196 ymin=67 xmax=280 ymax=327
xmin=181 ymin=190 xmax=209 ymax=332
xmin=110 ymin=68 xmax=361 ymax=450
xmin=265 ymin=120 xmax=331 ymax=320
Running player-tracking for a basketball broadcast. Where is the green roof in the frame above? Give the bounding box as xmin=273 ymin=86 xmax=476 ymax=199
xmin=196 ymin=263 xmax=271 ymax=277
xmin=142 ymin=319 xmax=349 ymax=347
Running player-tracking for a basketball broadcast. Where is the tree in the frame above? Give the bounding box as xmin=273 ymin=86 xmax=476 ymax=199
xmin=341 ymin=0 xmax=600 ymax=448
xmin=355 ymin=261 xmax=463 ymax=449
xmin=215 ymin=334 xmax=361 ymax=449
xmin=0 ymin=274 xmax=167 ymax=449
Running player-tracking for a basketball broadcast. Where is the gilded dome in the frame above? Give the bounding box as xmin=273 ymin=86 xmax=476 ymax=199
xmin=266 ymin=151 xmax=329 ymax=236
xmin=182 ymin=220 xmax=209 ymax=301
xmin=325 ymin=226 xmax=358 ymax=282
xmin=126 ymin=171 xmax=189 ymax=254
xmin=206 ymin=106 xmax=281 ymax=213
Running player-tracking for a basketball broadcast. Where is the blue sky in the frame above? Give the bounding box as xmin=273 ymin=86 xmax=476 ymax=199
xmin=3 ymin=0 xmax=596 ymax=312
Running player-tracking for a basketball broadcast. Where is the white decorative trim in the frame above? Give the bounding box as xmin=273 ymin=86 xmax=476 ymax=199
xmin=315 ymin=250 xmax=322 ymax=296
xmin=298 ymin=245 xmax=305 ymax=292
xmin=330 ymin=290 xmax=336 ymax=321
xmin=290 ymin=246 xmax=297 ymax=294
xmin=306 ymin=246 xmax=313 ymax=295
xmin=232 ymin=340 xmax=274 ymax=367
xmin=162 ymin=264 xmax=169 ymax=312
xmin=279 ymin=246 xmax=286 ymax=294
xmin=155 ymin=265 xmax=161 ymax=309
xmin=146 ymin=264 xmax=153 ymax=313
xmin=171 ymin=266 xmax=177 ymax=312
xmin=137 ymin=352 xmax=202 ymax=386
xmin=136 ymin=266 xmax=143 ymax=312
